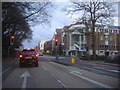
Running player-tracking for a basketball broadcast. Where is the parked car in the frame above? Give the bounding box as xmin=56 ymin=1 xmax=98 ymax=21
xmin=37 ymin=52 xmax=43 ymax=56
xmin=19 ymin=49 xmax=39 ymax=67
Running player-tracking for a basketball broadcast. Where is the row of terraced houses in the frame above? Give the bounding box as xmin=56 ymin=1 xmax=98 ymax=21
xmin=51 ymin=21 xmax=120 ymax=57
xmin=38 ymin=21 xmax=120 ymax=57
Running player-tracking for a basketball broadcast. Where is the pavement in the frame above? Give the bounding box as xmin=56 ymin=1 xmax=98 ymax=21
xmin=2 ymin=57 xmax=19 ymax=80
xmin=52 ymin=56 xmax=120 ymax=67
xmin=52 ymin=56 xmax=120 ymax=79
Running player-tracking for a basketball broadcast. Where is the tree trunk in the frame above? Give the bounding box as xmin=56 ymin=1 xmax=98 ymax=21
xmin=92 ymin=22 xmax=96 ymax=60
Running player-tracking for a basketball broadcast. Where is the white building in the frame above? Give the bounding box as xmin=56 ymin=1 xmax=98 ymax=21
xmin=39 ymin=40 xmax=46 ymax=52
xmin=62 ymin=23 xmax=87 ymax=57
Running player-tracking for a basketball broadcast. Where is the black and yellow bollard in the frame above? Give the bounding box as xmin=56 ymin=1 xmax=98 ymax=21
xmin=71 ymin=55 xmax=75 ymax=64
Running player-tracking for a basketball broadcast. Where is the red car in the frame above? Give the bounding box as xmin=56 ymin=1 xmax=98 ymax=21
xmin=19 ymin=49 xmax=39 ymax=67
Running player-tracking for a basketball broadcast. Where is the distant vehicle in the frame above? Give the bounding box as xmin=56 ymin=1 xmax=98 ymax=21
xmin=19 ymin=49 xmax=39 ymax=67
xmin=37 ymin=52 xmax=43 ymax=56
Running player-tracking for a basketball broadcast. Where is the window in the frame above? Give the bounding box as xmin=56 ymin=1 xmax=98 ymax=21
xmin=113 ymin=30 xmax=117 ymax=33
xmin=105 ymin=36 xmax=109 ymax=41
xmin=105 ymin=45 xmax=108 ymax=49
xmin=81 ymin=35 xmax=84 ymax=41
xmin=71 ymin=34 xmax=79 ymax=46
xmin=100 ymin=29 xmax=104 ymax=32
xmin=110 ymin=45 xmax=113 ymax=49
xmin=109 ymin=29 xmax=112 ymax=33
xmin=105 ymin=29 xmax=109 ymax=33
xmin=100 ymin=45 xmax=104 ymax=49
xmin=109 ymin=37 xmax=112 ymax=41
xmin=100 ymin=36 xmax=104 ymax=40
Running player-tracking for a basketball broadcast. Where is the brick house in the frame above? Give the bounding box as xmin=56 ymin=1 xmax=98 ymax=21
xmin=61 ymin=22 xmax=120 ymax=57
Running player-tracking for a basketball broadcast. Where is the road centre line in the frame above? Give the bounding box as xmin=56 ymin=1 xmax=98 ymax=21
xmin=70 ymin=71 xmax=113 ymax=88
xmin=51 ymin=74 xmax=68 ymax=88
xmin=57 ymin=80 xmax=68 ymax=88
xmin=41 ymin=65 xmax=68 ymax=88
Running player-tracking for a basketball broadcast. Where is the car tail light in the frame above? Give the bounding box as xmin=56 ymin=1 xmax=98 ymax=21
xmin=26 ymin=49 xmax=31 ymax=51
xmin=19 ymin=55 xmax=23 ymax=58
xmin=35 ymin=54 xmax=39 ymax=57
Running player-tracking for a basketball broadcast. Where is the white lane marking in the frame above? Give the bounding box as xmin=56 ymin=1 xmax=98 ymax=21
xmin=51 ymin=74 xmax=68 ymax=88
xmin=57 ymin=80 xmax=68 ymax=88
xmin=41 ymin=65 xmax=68 ymax=88
xmin=93 ymin=66 xmax=120 ymax=73
xmin=108 ymin=70 xmax=120 ymax=73
xmin=70 ymin=71 xmax=82 ymax=75
xmin=41 ymin=65 xmax=47 ymax=70
xmin=70 ymin=72 xmax=113 ymax=88
xmin=20 ymin=71 xmax=31 ymax=88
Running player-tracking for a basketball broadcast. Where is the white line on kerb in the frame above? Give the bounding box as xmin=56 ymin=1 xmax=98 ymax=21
xmin=93 ymin=66 xmax=120 ymax=73
xmin=70 ymin=71 xmax=114 ymax=88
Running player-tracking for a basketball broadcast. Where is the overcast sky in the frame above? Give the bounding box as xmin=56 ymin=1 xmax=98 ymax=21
xmin=22 ymin=1 xmax=76 ymax=49
xmin=22 ymin=1 xmax=118 ymax=49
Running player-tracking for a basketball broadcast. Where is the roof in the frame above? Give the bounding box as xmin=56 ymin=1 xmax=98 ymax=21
xmin=95 ymin=24 xmax=120 ymax=29
xmin=69 ymin=24 xmax=85 ymax=30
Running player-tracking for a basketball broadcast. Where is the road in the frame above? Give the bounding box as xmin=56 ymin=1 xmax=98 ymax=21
xmin=2 ymin=55 xmax=119 ymax=89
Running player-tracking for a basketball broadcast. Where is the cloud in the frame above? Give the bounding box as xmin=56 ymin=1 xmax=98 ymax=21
xmin=22 ymin=2 xmax=75 ymax=48
xmin=113 ymin=17 xmax=118 ymax=26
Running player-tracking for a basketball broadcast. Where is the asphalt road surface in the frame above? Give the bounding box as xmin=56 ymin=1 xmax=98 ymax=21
xmin=2 ymin=55 xmax=119 ymax=89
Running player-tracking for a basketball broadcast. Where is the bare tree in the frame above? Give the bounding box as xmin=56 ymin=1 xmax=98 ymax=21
xmin=17 ymin=2 xmax=53 ymax=26
xmin=3 ymin=2 xmax=53 ymax=26
xmin=64 ymin=0 xmax=116 ymax=60
xmin=2 ymin=2 xmax=53 ymax=58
